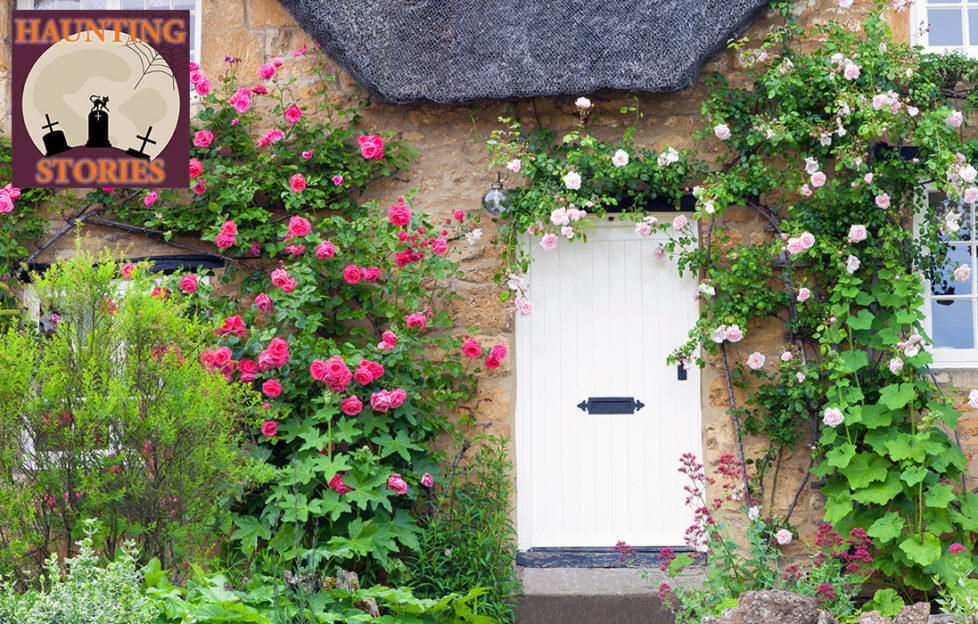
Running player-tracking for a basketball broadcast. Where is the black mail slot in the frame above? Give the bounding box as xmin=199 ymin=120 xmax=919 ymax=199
xmin=577 ymin=397 xmax=645 ymax=414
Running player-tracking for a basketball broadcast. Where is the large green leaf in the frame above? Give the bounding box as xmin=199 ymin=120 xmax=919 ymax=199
xmin=879 ymin=383 xmax=916 ymax=410
xmin=867 ymin=511 xmax=905 ymax=543
xmin=838 ymin=349 xmax=869 ymax=373
xmin=899 ymin=532 xmax=942 ymax=567
xmin=826 ymin=442 xmax=857 ymax=469
xmin=851 ymin=471 xmax=903 ymax=505
xmin=924 ymin=484 xmax=955 ymax=509
xmin=841 ymin=453 xmax=889 ymax=489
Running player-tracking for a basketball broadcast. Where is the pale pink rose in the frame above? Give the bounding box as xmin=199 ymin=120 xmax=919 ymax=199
xmin=955 ymin=264 xmax=972 ymax=282
xmin=804 ymin=157 xmax=819 ymax=175
xmin=746 ymin=352 xmax=766 ymax=370
xmin=563 ymin=171 xmax=582 ymax=190
xmin=800 ymin=184 xmax=813 ymax=197
xmin=775 ymin=529 xmax=793 ymax=545
xmin=550 ymin=207 xmax=569 ymax=226
xmin=800 ymin=232 xmax=816 ymax=249
xmin=961 ymin=164 xmax=977 ymax=183
xmin=843 ymin=62 xmax=861 ymax=80
xmin=838 ymin=0 xmax=853 ymax=8
xmin=506 ymin=158 xmax=522 ymax=173
xmin=561 ymin=226 xmax=575 ymax=238
xmin=786 ymin=238 xmax=804 ymax=255
xmin=796 ymin=372 xmax=806 ymax=383
xmin=575 ymin=96 xmax=592 ymax=109
xmin=540 ymin=233 xmax=558 ymax=250
xmin=710 ymin=325 xmax=728 ymax=343
xmin=863 ymin=173 xmax=874 ymax=184
xmin=823 ymin=407 xmax=844 ymax=427
xmin=672 ymin=215 xmax=688 ymax=229
xmin=714 ymin=124 xmax=731 ymax=140
xmin=781 ymin=351 xmax=793 ymax=362
xmin=848 ymin=224 xmax=868 ymax=243
xmin=966 ymin=187 xmax=978 ymax=203
xmin=748 ymin=506 xmax=760 ymax=520
xmin=875 ymin=193 xmax=890 ymax=208
xmin=725 ymin=324 xmax=744 ymax=343
xmin=846 ymin=254 xmax=861 ymax=273
xmin=657 ymin=147 xmax=679 ymax=166
xmin=612 ymin=149 xmax=630 ymax=167
xmin=947 ymin=110 xmax=964 ymax=128
xmin=969 ymin=389 xmax=978 ymax=410
xmin=810 ymin=171 xmax=827 ymax=187
xmin=635 ymin=221 xmax=652 ymax=236
xmin=797 ymin=287 xmax=811 ymax=302
xmin=888 ymin=357 xmax=904 ymax=374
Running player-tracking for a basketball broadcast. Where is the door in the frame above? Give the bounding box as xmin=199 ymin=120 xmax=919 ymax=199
xmin=515 ymin=218 xmax=702 ymax=549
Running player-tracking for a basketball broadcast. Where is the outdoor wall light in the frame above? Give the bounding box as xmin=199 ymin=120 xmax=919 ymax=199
xmin=481 ymin=172 xmax=510 ymax=215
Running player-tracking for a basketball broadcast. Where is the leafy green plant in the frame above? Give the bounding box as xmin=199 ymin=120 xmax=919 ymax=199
xmin=0 ymin=519 xmax=158 ymax=624
xmin=0 ymin=249 xmax=260 ymax=580
xmin=933 ymin=543 xmax=978 ymax=622
xmin=410 ymin=436 xmax=520 ymax=623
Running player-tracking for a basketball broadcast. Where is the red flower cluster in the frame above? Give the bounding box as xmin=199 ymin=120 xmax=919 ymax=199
xmin=215 ymin=315 xmax=247 ymax=337
xmin=258 ymin=337 xmax=290 ymax=370
xmin=216 ymin=220 xmax=237 ymax=249
xmin=310 ymin=355 xmax=353 ymax=392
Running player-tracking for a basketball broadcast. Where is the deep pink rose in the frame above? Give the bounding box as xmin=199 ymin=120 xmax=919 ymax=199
xmin=382 ymin=331 xmax=398 ymax=346
xmin=237 ymin=358 xmax=258 ymax=382
xmin=461 ymin=337 xmax=481 ymax=358
xmin=251 ymin=85 xmax=268 ymax=94
xmin=143 ymin=192 xmax=157 ymax=207
xmin=353 ymin=365 xmax=373 ymax=385
xmin=271 ymin=268 xmax=294 ymax=291
xmin=485 ymin=344 xmax=507 ymax=369
xmin=288 ymin=216 xmax=312 ymax=238
xmin=310 ymin=359 xmax=328 ymax=381
xmin=215 ymin=231 xmax=236 ymax=249
xmin=267 ymin=337 xmax=289 ymax=363
xmin=363 ymin=267 xmax=381 ymax=282
xmin=431 ymin=238 xmax=448 ymax=254
xmin=259 ymin=62 xmax=275 ymax=80
xmin=421 ymin=472 xmax=434 ymax=488
xmin=191 ymin=180 xmax=207 ymax=195
xmin=189 ymin=158 xmax=202 ymax=178
xmin=213 ymin=347 xmax=232 ymax=367
xmin=190 ymin=68 xmax=203 ymax=83
xmin=179 ymin=274 xmax=198 ymax=294
xmin=315 ymin=241 xmax=337 ymax=259
xmin=343 ymin=264 xmax=363 ymax=284
xmin=358 ymin=134 xmax=385 ymax=159
xmin=255 ymin=293 xmax=273 ymax=311
xmin=365 ymin=360 xmax=384 ymax=380
xmin=229 ymin=88 xmax=251 ymax=113
xmin=215 ymin=315 xmax=247 ymax=337
xmin=194 ymin=78 xmax=212 ymax=96
xmin=261 ymin=420 xmax=279 ymax=437
xmin=370 ymin=390 xmax=393 ymax=412
xmin=405 ymin=312 xmax=426 ymax=329
xmin=121 ymin=262 xmax=136 ymax=278
xmin=285 ymin=104 xmax=302 ymax=124
xmin=290 ymin=174 xmax=306 ymax=192
xmin=329 ymin=472 xmax=353 ymax=494
xmin=332 ymin=175 xmax=344 ymax=185
xmin=262 ymin=379 xmax=283 ymax=397
xmin=387 ymin=473 xmax=408 ymax=495
xmin=388 ymin=388 xmax=407 ymax=408
xmin=340 ymin=396 xmax=363 ymax=415
xmin=193 ymin=130 xmax=213 ymax=147
xmin=388 ymin=203 xmax=412 ymax=226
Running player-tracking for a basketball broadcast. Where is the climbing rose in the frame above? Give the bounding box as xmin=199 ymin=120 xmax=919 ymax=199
xmin=332 ymin=175 xmax=344 ymax=185
xmin=229 ymin=87 xmax=251 ymax=113
xmin=289 ymin=174 xmax=306 ymax=192
xmin=389 ymin=202 xmax=412 ymax=226
xmin=746 ymin=352 xmax=766 ymax=370
xmin=823 ymin=407 xmax=844 ymax=427
xmin=340 ymin=396 xmax=363 ymax=416
xmin=143 ymin=192 xmax=157 ymax=207
xmin=800 ymin=184 xmax=813 ymax=197
xmin=786 ymin=237 xmax=805 ymax=255
xmin=259 ymin=62 xmax=275 ymax=80
xmin=846 ymin=255 xmax=861 ymax=274
xmin=255 ymin=293 xmax=273 ymax=312
xmin=461 ymin=337 xmax=481 ymax=358
xmin=121 ymin=263 xmax=136 ymax=278
xmin=507 ymin=158 xmax=522 ymax=173
xmin=316 ymin=241 xmax=337 ymax=259
xmin=215 ymin=315 xmax=247 ymax=337
xmin=725 ymin=325 xmax=744 ymax=343
xmin=288 ymin=216 xmax=312 ymax=238
xmin=800 ymin=231 xmax=816 ymax=249
xmin=189 ymin=158 xmax=202 ymax=178
xmin=540 ymin=233 xmax=558 ymax=250
xmin=748 ymin=506 xmax=760 ymax=520
xmin=387 ymin=473 xmax=408 ymax=496
xmin=284 ymin=104 xmax=302 ymax=124
xmin=358 ymin=134 xmax=385 ymax=159
xmin=713 ymin=124 xmax=731 ymax=140
xmin=710 ymin=325 xmax=728 ymax=343
xmin=843 ymin=62 xmax=861 ymax=80
xmin=969 ymin=389 xmax=978 ymax=409
xmin=838 ymin=0 xmax=853 ymax=8
xmin=888 ymin=357 xmax=904 ymax=374
xmin=262 ymin=380 xmax=283 ymax=397
xmin=947 ymin=110 xmax=964 ymax=128
xmin=405 ymin=312 xmax=427 ymax=329
xmin=875 ymin=193 xmax=891 ymax=208
xmin=194 ymin=78 xmax=212 ymax=95
xmin=260 ymin=420 xmax=279 ymax=437
xmin=672 ymin=215 xmax=688 ymax=230
xmin=847 ymin=224 xmax=868 ymax=243
xmin=635 ymin=221 xmax=653 ymax=236
xmin=193 ymin=130 xmax=213 ymax=147
xmin=485 ymin=344 xmax=507 ymax=368
xmin=612 ymin=149 xmax=629 ymax=167
xmin=431 ymin=238 xmax=448 ymax=254
xmin=575 ymin=96 xmax=591 ymax=109
xmin=776 ymin=529 xmax=793 ymax=545
xmin=562 ymin=171 xmax=582 ymax=190
xmin=810 ymin=171 xmax=826 ymax=187
xmin=383 ymin=331 xmax=398 ymax=346
xmin=657 ymin=147 xmax=679 ymax=166
xmin=797 ymin=287 xmax=811 ymax=302
xmin=343 ymin=264 xmax=363 ymax=284
xmin=371 ymin=391 xmax=393 ymax=412
xmin=179 ymin=274 xmax=198 ymax=294
xmin=421 ymin=473 xmax=434 ymax=488
xmin=270 ymin=268 xmax=297 ymax=293
xmin=955 ymin=264 xmax=972 ymax=282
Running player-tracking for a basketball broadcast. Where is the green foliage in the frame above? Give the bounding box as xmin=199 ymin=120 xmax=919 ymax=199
xmin=933 ymin=546 xmax=978 ymax=620
xmin=0 ymin=519 xmax=158 ymax=624
xmin=409 ymin=436 xmax=520 ymax=623
xmin=0 ymin=249 xmax=259 ymax=580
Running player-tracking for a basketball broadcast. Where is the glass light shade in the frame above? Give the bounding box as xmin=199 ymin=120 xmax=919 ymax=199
xmin=482 ymin=187 xmax=511 ymax=214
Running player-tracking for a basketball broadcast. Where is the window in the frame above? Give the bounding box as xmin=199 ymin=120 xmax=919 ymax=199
xmin=910 ymin=0 xmax=978 ymax=55
xmin=15 ymin=0 xmax=202 ymax=66
xmin=919 ymin=190 xmax=978 ymax=367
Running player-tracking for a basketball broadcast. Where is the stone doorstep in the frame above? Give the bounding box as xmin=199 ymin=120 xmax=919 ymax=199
xmin=519 ymin=566 xmax=705 ymax=596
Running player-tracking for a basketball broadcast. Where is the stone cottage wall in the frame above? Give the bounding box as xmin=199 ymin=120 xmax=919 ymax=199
xmin=2 ymin=0 xmax=976 ymax=558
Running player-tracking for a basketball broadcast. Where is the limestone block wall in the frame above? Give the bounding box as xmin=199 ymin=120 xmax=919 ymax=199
xmin=2 ymin=0 xmax=969 ymax=557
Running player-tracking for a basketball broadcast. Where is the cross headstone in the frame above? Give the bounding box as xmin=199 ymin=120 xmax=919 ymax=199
xmin=126 ymin=126 xmax=157 ymax=161
xmin=41 ymin=113 xmax=70 ymax=156
xmin=42 ymin=114 xmax=58 ymax=132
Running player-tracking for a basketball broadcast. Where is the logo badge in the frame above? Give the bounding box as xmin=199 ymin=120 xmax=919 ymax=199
xmin=12 ymin=10 xmax=190 ymax=188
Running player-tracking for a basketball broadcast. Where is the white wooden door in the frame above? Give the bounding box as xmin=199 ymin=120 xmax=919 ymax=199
xmin=515 ymin=219 xmax=702 ymax=549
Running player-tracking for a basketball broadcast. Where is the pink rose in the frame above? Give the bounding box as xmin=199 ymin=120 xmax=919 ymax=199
xmin=315 ymin=241 xmax=337 ymax=259
xmin=797 ymin=287 xmax=811 ymax=302
xmin=713 ymin=124 xmax=731 ymax=140
xmin=611 ymin=150 xmax=629 ymax=167
xmin=237 ymin=358 xmax=258 ymax=382
xmin=194 ymin=78 xmax=212 ymax=96
xmin=786 ymin=237 xmax=804 ymax=255
xmin=389 ymin=202 xmax=412 ymax=226
xmin=875 ymin=193 xmax=890 ymax=209
xmin=193 ymin=130 xmax=213 ymax=148
xmin=387 ymin=473 xmax=408 ymax=496
xmin=781 ymin=351 xmax=793 ymax=362
xmin=285 ymin=104 xmax=302 ymax=124
xmin=775 ymin=529 xmax=793 ymax=545
xmin=272 ymin=57 xmax=283 ymax=67
xmin=453 ymin=210 xmax=465 ymax=222
xmin=954 ymin=264 xmax=971 ymax=282
xmin=255 ymin=293 xmax=273 ymax=311
xmin=461 ymin=337 xmax=481 ymax=358
xmin=431 ymin=238 xmax=448 ymax=255
xmin=382 ymin=331 xmax=398 ymax=346
xmin=746 ymin=352 xmax=766 ymax=370
xmin=121 ymin=262 xmax=136 ymax=278
xmin=485 ymin=344 xmax=507 ymax=368
xmin=190 ymin=68 xmax=203 ymax=83
xmin=301 ymin=150 xmax=314 ymax=159
xmin=288 ymin=216 xmax=312 ymax=238
xmin=421 ymin=472 xmax=434 ymax=488
xmin=389 ymin=388 xmax=407 ymax=408
xmin=365 ymin=360 xmax=384 ymax=379
xmin=259 ymin=62 xmax=275 ymax=80
xmin=800 ymin=184 xmax=812 ymax=197
xmin=290 ymin=174 xmax=306 ymax=192
xmin=843 ymin=62 xmax=861 ymax=80
xmin=329 ymin=473 xmax=353 ymax=495
xmin=343 ymin=264 xmax=363 ymax=284
xmin=362 ymin=267 xmax=381 ymax=282
xmin=358 ymin=134 xmax=385 ymax=159
xmin=353 ymin=364 xmax=373 ymax=385
xmin=262 ymin=379 xmax=283 ymax=397
xmin=180 ymin=274 xmax=198 ymax=294
xmin=261 ymin=420 xmax=279 ymax=437
xmin=189 ymin=158 xmax=202 ymax=178
xmin=405 ymin=312 xmax=426 ymax=329
xmin=540 ymin=233 xmax=558 ymax=250
xmin=229 ymin=87 xmax=251 ymax=113
xmin=251 ymin=85 xmax=268 ymax=94
xmin=810 ymin=171 xmax=826 ymax=187
xmin=191 ymin=180 xmax=207 ymax=195
xmin=823 ymin=407 xmax=844 ymax=427
xmin=847 ymin=224 xmax=867 ymax=243
xmin=332 ymin=175 xmax=344 ymax=185
xmin=370 ymin=390 xmax=393 ymax=412
xmin=340 ymin=396 xmax=363 ymax=416
xmin=294 ymin=44 xmax=307 ymax=57
xmin=672 ymin=215 xmax=688 ymax=229
xmin=310 ymin=359 xmax=328 ymax=381
xmin=947 ymin=110 xmax=964 ymax=128
xmin=143 ymin=191 xmax=157 ymax=207
xmin=799 ymin=232 xmax=815 ymax=249
xmin=725 ymin=325 xmax=744 ymax=343
xmin=271 ymin=268 xmax=294 ymax=292
xmin=215 ymin=231 xmax=236 ymax=249
xmin=215 ymin=315 xmax=247 ymax=337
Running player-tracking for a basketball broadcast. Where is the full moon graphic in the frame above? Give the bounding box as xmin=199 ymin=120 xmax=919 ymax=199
xmin=23 ymin=29 xmax=180 ymax=160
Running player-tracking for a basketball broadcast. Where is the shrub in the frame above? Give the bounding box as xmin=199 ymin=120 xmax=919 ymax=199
xmin=0 ymin=250 xmax=260 ymax=580
xmin=410 ymin=436 xmax=520 ymax=623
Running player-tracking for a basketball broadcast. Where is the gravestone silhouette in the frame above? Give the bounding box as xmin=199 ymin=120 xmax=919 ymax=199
xmin=41 ymin=114 xmax=70 ymax=156
xmin=85 ymin=95 xmax=112 ymax=148
xmin=126 ymin=126 xmax=157 ymax=160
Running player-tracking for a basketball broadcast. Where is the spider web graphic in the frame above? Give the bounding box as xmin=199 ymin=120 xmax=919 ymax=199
xmin=125 ymin=40 xmax=175 ymax=90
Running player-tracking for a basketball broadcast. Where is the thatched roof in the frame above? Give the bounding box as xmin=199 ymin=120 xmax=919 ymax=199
xmin=275 ymin=0 xmax=771 ymax=104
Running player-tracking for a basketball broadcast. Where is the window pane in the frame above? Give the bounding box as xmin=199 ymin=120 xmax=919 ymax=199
xmin=929 ymin=9 xmax=965 ymax=45
xmin=147 ymin=0 xmax=170 ymax=7
xmin=34 ymin=0 xmax=60 ymax=7
xmin=932 ymin=245 xmax=974 ymax=295
xmin=971 ymin=9 xmax=978 ymax=44
xmin=122 ymin=0 xmax=146 ymax=7
xmin=174 ymin=0 xmax=195 ymax=8
xmin=927 ymin=0 xmax=958 ymax=3
xmin=83 ymin=0 xmax=107 ymax=7
xmin=932 ymin=299 xmax=975 ymax=348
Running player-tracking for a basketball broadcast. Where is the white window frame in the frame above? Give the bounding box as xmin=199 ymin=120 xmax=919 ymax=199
xmin=910 ymin=0 xmax=978 ymax=58
xmin=916 ymin=188 xmax=978 ymax=368
xmin=15 ymin=0 xmax=202 ymax=68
